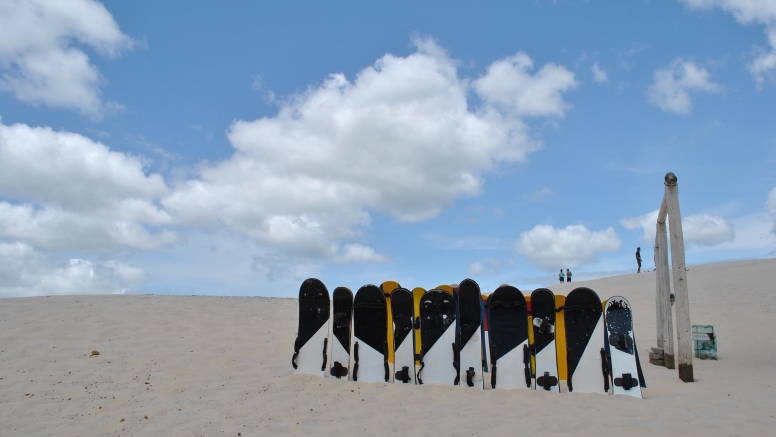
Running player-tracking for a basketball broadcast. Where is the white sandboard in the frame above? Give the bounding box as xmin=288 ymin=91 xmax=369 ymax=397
xmin=606 ymin=296 xmax=643 ymax=398
xmin=569 ymin=317 xmax=607 ymax=394
xmin=459 ymin=326 xmax=483 ymax=388
xmin=492 ymin=340 xmax=530 ymax=390
xmin=420 ymin=323 xmax=457 ymax=385
xmin=295 ymin=323 xmax=329 ymax=376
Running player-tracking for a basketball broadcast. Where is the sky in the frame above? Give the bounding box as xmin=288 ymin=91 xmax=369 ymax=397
xmin=1 ymin=0 xmax=775 ymax=298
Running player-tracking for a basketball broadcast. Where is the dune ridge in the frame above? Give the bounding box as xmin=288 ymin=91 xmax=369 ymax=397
xmin=1 ymin=258 xmax=775 ymax=436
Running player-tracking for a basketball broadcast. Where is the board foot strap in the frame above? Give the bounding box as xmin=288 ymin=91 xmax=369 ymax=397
xmin=330 ymin=361 xmax=348 ymax=378
xmin=614 ymin=373 xmax=638 ymax=390
xmin=291 ymin=337 xmax=300 ymax=369
xmin=536 ymin=372 xmax=558 ymax=391
xmin=383 ymin=341 xmax=389 ymax=383
xmin=416 ymin=360 xmax=424 ymax=385
xmin=609 ymin=333 xmax=633 ymax=351
xmin=395 ymin=366 xmax=411 ymax=383
xmin=600 ymin=348 xmax=610 ymax=392
xmin=321 ymin=338 xmax=328 ymax=371
xmin=466 ymin=367 xmax=475 ymax=387
xmin=453 ymin=343 xmax=460 ymax=386
xmin=523 ymin=344 xmax=532 ymax=388
xmin=490 ymin=345 xmax=497 ymax=389
xmin=352 ymin=342 xmax=359 ymax=382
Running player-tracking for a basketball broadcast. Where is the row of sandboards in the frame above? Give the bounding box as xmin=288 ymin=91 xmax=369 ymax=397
xmin=292 ymin=278 xmax=645 ymax=398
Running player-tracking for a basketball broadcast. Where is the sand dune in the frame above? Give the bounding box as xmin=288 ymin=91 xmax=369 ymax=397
xmin=1 ymin=258 xmax=775 ymax=436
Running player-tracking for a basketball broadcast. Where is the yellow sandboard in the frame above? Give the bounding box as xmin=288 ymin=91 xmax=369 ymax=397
xmin=380 ymin=281 xmax=400 ymax=367
xmin=412 ymin=287 xmax=426 ymax=368
xmin=555 ymin=294 xmax=568 ymax=388
xmin=526 ymin=294 xmax=535 ymax=377
xmin=435 ymin=284 xmax=454 ymax=295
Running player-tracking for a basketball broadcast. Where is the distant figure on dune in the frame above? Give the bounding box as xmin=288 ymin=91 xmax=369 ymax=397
xmin=636 ymin=247 xmax=642 ymax=273
xmin=559 ymin=269 xmax=565 ymax=283
xmin=566 ymin=269 xmax=572 ymax=283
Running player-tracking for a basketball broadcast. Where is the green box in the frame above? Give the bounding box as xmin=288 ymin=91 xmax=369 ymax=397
xmin=692 ymin=325 xmax=717 ymax=360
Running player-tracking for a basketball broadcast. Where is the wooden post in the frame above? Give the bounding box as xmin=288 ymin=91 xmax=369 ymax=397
xmin=664 ymin=172 xmax=693 ymax=382
xmin=654 ymin=217 xmax=674 ymax=369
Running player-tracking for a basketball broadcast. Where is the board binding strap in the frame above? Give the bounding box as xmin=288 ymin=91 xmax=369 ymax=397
xmin=292 ymin=278 xmax=331 ymax=377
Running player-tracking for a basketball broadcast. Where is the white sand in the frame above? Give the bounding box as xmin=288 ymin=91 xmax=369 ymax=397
xmin=1 ymin=258 xmax=775 ymax=436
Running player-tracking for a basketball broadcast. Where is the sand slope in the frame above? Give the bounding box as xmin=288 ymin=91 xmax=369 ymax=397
xmin=1 ymin=258 xmax=775 ymax=436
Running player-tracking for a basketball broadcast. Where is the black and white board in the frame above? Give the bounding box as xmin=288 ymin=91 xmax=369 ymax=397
xmin=457 ymin=279 xmax=484 ymax=388
xmin=487 ymin=285 xmax=530 ymax=390
xmin=390 ymin=287 xmax=415 ymax=384
xmin=292 ymin=278 xmax=330 ymax=376
xmin=604 ymin=296 xmax=642 ymax=398
xmin=329 ymin=287 xmax=353 ymax=380
xmin=418 ymin=289 xmax=458 ymax=385
xmin=352 ymin=284 xmax=389 ymax=383
xmin=564 ymin=287 xmax=607 ymax=394
xmin=531 ymin=288 xmax=560 ymax=392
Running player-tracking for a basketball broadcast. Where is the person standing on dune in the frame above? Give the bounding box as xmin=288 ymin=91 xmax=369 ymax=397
xmin=559 ymin=269 xmax=565 ymax=283
xmin=566 ymin=269 xmax=572 ymax=283
xmin=636 ymin=247 xmax=642 ymax=273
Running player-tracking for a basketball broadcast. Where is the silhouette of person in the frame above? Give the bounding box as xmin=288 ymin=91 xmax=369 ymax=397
xmin=636 ymin=247 xmax=642 ymax=273
xmin=566 ymin=269 xmax=572 ymax=283
xmin=559 ymin=269 xmax=565 ymax=283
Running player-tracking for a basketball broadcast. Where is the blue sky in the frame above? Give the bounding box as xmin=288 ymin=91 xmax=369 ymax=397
xmin=1 ymin=0 xmax=775 ymax=298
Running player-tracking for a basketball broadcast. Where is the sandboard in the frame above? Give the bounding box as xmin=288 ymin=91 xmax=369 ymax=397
xmin=457 ymin=279 xmax=484 ymax=388
xmin=292 ymin=278 xmax=330 ymax=376
xmin=381 ymin=281 xmax=401 ymax=382
xmin=555 ymin=294 xmax=569 ymax=392
xmin=487 ymin=285 xmax=530 ymax=390
xmin=604 ymin=296 xmax=643 ymax=398
xmin=564 ymin=287 xmax=607 ymax=394
xmin=411 ymin=287 xmax=426 ymax=380
xmin=329 ymin=287 xmax=353 ymax=379
xmin=352 ymin=284 xmax=389 ymax=383
xmin=481 ymin=293 xmax=491 ymax=389
xmin=530 ymin=288 xmax=560 ymax=392
xmin=391 ymin=287 xmax=415 ymax=384
xmin=418 ymin=289 xmax=458 ymax=385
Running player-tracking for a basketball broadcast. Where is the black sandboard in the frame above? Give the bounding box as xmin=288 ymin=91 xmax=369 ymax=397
xmin=487 ymin=285 xmax=529 ymax=389
xmin=292 ymin=278 xmax=331 ymax=376
xmin=418 ymin=289 xmax=458 ymax=385
xmin=530 ymin=288 xmax=559 ymax=391
xmin=391 ymin=287 xmax=415 ymax=383
xmin=457 ymin=279 xmax=484 ymax=388
xmin=604 ymin=296 xmax=643 ymax=397
xmin=564 ymin=287 xmax=606 ymax=394
xmin=330 ymin=287 xmax=353 ymax=379
xmin=352 ymin=284 xmax=388 ymax=382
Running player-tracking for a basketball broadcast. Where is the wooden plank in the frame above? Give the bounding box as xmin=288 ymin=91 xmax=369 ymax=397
xmin=655 ymin=219 xmax=675 ymax=369
xmin=664 ymin=178 xmax=693 ymax=382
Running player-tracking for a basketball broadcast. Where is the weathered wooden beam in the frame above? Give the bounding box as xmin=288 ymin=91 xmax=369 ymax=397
xmin=664 ymin=172 xmax=693 ymax=382
xmin=657 ymin=197 xmax=668 ymax=224
xmin=654 ymin=218 xmax=675 ymax=368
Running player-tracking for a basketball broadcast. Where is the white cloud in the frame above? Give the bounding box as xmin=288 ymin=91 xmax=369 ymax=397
xmin=467 ymin=261 xmax=485 ymax=275
xmin=332 ymin=244 xmax=388 ymax=263
xmin=681 ymin=0 xmax=776 ymax=85
xmin=0 ymin=0 xmax=133 ymax=117
xmin=592 ymin=62 xmax=609 ymax=83
xmin=164 ymin=38 xmax=578 ymax=258
xmin=0 ymin=242 xmax=147 ymax=298
xmin=523 ymin=187 xmax=553 ymax=202
xmin=647 ymin=58 xmax=723 ymax=114
xmin=0 ymin=121 xmax=177 ymax=252
xmin=474 ymin=51 xmax=579 ymax=117
xmin=515 ymin=224 xmax=622 ymax=270
xmin=620 ymin=210 xmax=735 ymax=246
xmin=466 ymin=256 xmax=505 ymax=275
xmin=767 ymin=187 xmax=776 ymax=233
